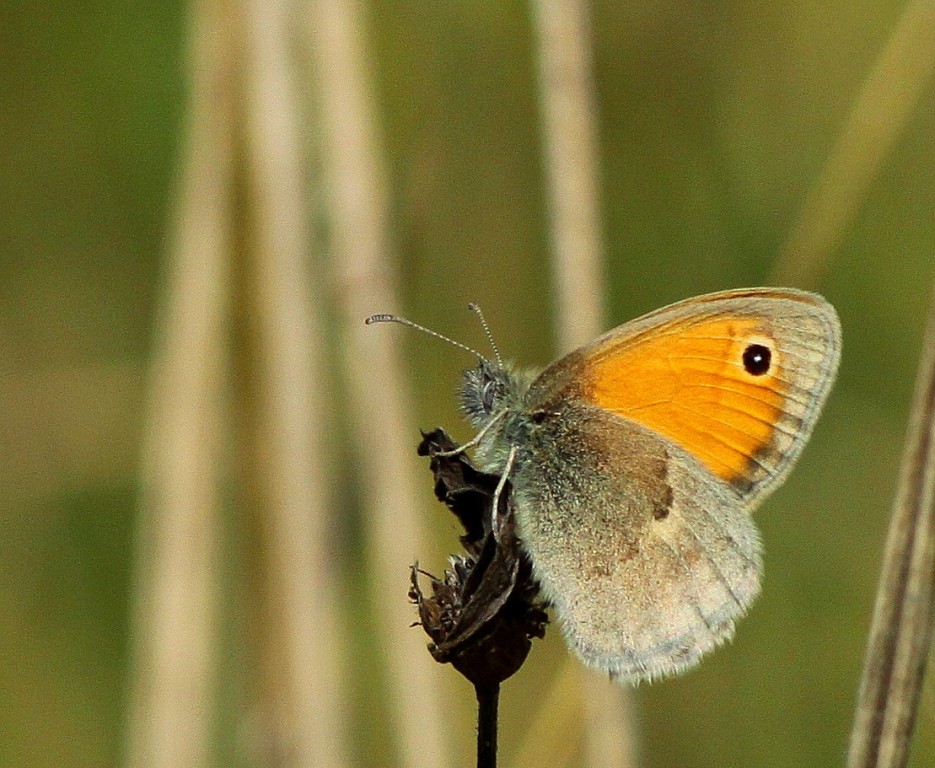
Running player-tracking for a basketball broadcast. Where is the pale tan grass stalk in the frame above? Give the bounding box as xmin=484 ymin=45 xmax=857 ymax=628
xmin=531 ymin=0 xmax=605 ymax=356
xmin=125 ymin=1 xmax=235 ymax=765
xmin=509 ymin=659 xmax=583 ymax=768
xmin=772 ymin=0 xmax=935 ymax=287
xmin=241 ymin=0 xmax=351 ymax=764
xmin=847 ymin=286 xmax=935 ymax=768
xmin=302 ymin=2 xmax=453 ymax=767
xmin=530 ymin=1 xmax=638 ymax=766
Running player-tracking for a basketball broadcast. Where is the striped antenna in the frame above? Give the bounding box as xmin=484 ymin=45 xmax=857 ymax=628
xmin=365 ymin=313 xmax=487 ymax=361
xmin=468 ymin=303 xmax=502 ymax=366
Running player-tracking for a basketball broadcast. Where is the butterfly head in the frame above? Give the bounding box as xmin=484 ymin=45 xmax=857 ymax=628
xmin=365 ymin=305 xmax=530 ymax=469
xmin=459 ymin=357 xmax=526 ymax=428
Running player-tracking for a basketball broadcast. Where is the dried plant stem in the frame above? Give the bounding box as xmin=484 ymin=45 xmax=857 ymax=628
xmin=531 ymin=0 xmax=605 ymax=355
xmin=240 ymin=0 xmax=350 ymax=764
xmin=476 ymin=683 xmax=500 ymax=768
xmin=847 ymin=288 xmax=935 ymax=768
xmin=531 ymin=1 xmax=638 ymax=766
xmin=125 ymin=0 xmax=235 ymax=765
xmin=580 ymin=665 xmax=640 ymax=767
xmin=772 ymin=0 xmax=935 ymax=287
xmin=303 ymin=2 xmax=453 ymax=767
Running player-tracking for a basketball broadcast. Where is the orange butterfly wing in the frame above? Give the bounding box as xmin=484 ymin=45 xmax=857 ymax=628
xmin=549 ymin=290 xmax=840 ymax=501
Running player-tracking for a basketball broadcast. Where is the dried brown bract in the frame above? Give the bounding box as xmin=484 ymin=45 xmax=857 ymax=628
xmin=410 ymin=428 xmax=548 ymax=689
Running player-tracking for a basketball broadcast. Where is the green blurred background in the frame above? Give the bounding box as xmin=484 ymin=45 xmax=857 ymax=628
xmin=2 ymin=0 xmax=935 ymax=766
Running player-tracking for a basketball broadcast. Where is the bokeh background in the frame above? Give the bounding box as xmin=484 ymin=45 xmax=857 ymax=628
xmin=2 ymin=1 xmax=935 ymax=766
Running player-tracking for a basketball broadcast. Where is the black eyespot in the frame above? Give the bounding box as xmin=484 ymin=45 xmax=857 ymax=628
xmin=742 ymin=343 xmax=772 ymax=375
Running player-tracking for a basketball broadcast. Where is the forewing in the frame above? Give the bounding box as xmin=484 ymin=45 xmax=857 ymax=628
xmin=527 ymin=288 xmax=841 ymax=507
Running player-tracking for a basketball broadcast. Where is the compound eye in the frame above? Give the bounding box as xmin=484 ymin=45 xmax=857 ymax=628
xmin=481 ymin=379 xmax=496 ymax=412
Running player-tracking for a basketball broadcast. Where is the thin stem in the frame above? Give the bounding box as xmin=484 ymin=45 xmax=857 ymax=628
xmin=303 ymin=0 xmax=453 ymax=765
xmin=847 ymin=287 xmax=935 ymax=768
xmin=531 ymin=0 xmax=604 ymax=355
xmin=476 ymin=682 xmax=500 ymax=768
xmin=125 ymin=1 xmax=234 ymax=765
xmin=530 ymin=0 xmax=638 ymax=765
xmin=241 ymin=0 xmax=350 ymax=762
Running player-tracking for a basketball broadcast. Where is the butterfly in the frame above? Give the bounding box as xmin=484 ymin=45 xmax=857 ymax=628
xmin=370 ymin=287 xmax=841 ymax=683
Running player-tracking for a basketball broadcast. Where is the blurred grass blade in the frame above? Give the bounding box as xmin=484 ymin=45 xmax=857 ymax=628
xmin=847 ymin=287 xmax=935 ymax=768
xmin=241 ymin=0 xmax=351 ymax=764
xmin=510 ymin=660 xmax=583 ymax=768
xmin=772 ymin=0 xmax=935 ymax=287
xmin=532 ymin=0 xmax=605 ymax=356
xmin=531 ymin=1 xmax=638 ymax=765
xmin=302 ymin=1 xmax=454 ymax=766
xmin=125 ymin=0 xmax=235 ymax=765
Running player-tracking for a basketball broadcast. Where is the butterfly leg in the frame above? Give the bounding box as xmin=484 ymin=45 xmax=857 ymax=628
xmin=435 ymin=410 xmax=506 ymax=458
xmin=491 ymin=444 xmax=516 ymax=543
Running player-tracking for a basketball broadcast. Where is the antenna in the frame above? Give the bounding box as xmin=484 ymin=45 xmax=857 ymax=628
xmin=468 ymin=303 xmax=502 ymax=366
xmin=365 ymin=313 xmax=487 ymax=361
